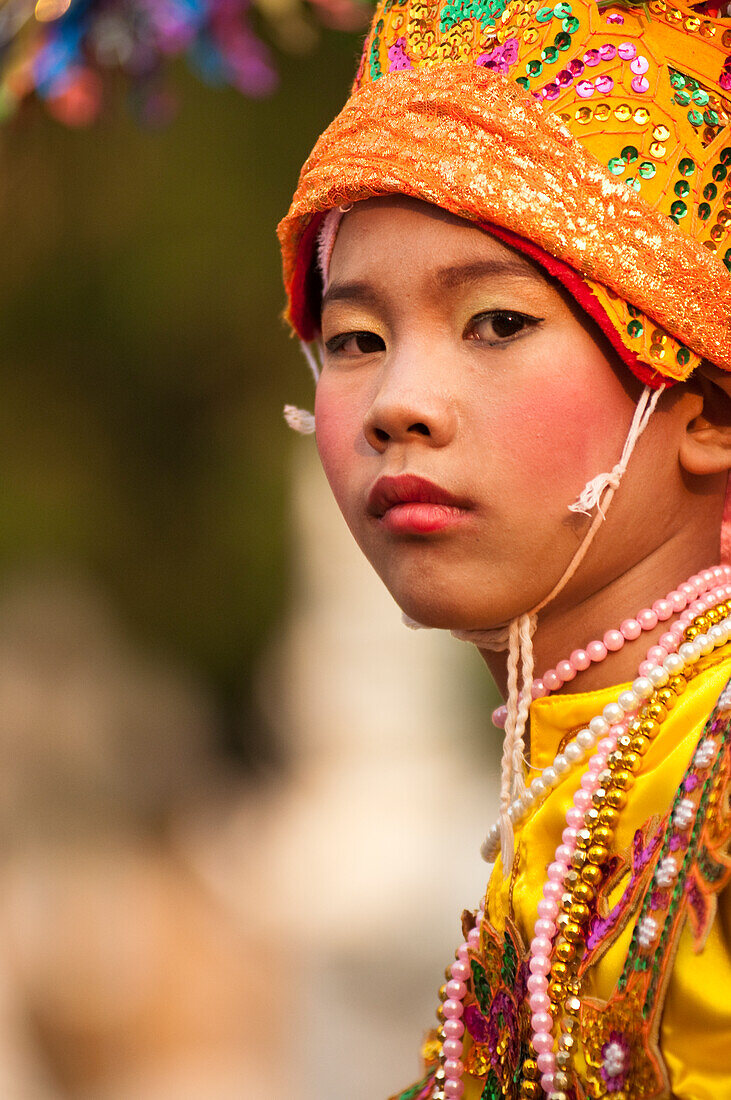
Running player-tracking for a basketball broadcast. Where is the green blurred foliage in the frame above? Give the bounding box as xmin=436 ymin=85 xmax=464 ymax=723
xmin=0 ymin=34 xmax=363 ymax=764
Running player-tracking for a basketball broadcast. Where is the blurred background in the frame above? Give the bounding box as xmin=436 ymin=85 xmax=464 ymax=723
xmin=0 ymin=8 xmax=501 ymax=1097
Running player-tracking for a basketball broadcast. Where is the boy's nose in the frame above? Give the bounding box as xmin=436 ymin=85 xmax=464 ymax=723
xmin=362 ymin=366 xmax=458 ymax=452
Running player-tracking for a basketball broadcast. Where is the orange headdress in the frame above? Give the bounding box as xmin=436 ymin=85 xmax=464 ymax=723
xmin=278 ymin=0 xmax=731 ymax=382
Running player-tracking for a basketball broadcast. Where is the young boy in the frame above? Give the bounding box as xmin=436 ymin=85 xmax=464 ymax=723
xmin=277 ymin=1 xmax=731 ymax=1096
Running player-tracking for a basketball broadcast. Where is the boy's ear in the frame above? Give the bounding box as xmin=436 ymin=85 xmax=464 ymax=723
xmin=678 ymin=363 xmax=731 ymax=478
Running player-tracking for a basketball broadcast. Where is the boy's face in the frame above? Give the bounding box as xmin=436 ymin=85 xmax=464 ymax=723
xmin=314 ymin=196 xmax=679 ymax=630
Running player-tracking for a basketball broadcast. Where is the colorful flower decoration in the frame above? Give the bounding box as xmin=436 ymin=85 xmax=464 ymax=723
xmin=0 ymin=0 xmax=369 ymax=126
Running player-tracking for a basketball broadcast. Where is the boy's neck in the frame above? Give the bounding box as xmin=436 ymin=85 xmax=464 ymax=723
xmin=480 ymin=533 xmax=724 ymax=700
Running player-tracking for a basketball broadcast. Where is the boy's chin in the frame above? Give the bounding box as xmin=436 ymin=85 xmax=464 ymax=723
xmin=394 ymin=592 xmax=509 ymax=633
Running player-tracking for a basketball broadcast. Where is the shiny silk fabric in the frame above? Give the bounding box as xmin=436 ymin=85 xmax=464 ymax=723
xmin=395 ymin=653 xmax=731 ymax=1100
xmin=278 ymin=0 xmax=731 ymax=381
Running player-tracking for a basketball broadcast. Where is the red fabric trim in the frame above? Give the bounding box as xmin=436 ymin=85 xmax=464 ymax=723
xmin=288 ymin=213 xmax=325 ymax=343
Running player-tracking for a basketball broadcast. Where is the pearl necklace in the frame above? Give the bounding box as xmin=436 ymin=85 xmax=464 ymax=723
xmin=430 ymin=568 xmax=731 ymax=1100
xmin=491 ymin=566 xmax=731 ymax=729
xmin=481 ymin=569 xmax=731 ymax=862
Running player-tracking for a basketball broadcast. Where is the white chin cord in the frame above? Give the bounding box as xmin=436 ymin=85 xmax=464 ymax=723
xmin=404 ymin=383 xmax=665 ymax=875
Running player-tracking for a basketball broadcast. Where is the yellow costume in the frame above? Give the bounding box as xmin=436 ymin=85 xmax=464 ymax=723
xmin=451 ymin=650 xmax=731 ymax=1100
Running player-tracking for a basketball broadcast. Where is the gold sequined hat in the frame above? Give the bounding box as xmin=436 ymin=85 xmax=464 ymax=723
xmin=278 ymin=0 xmax=731 ymax=382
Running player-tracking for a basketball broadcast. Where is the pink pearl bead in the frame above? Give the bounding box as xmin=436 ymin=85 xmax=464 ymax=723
xmin=597 ymin=737 xmax=615 ymax=755
xmin=561 ymin=826 xmax=578 ymax=845
xmin=652 ymin=598 xmax=673 ymax=621
xmin=450 ymin=960 xmax=470 ymax=983
xmin=531 ymin=1012 xmax=553 ymax=1034
xmin=646 ymin=645 xmax=668 ymax=664
xmin=638 ymin=660 xmax=654 ymax=677
xmin=566 ymin=807 xmax=584 ymax=828
xmin=680 ymin=582 xmax=696 ymax=599
xmin=574 ymin=789 xmax=592 ymax=811
xmin=541 ymin=1072 xmax=555 ymax=1093
xmin=529 ymin=954 xmax=551 ymax=975
xmin=446 ymin=980 xmax=466 ymax=1000
xmin=443 ymin=1038 xmax=463 ymax=1059
xmin=556 ymin=659 xmax=575 ymax=682
xmin=620 ymin=618 xmax=641 ymax=640
xmin=532 ymin=679 xmax=548 ymax=699
xmin=569 ymin=648 xmax=591 ymax=671
xmin=444 ymin=1018 xmax=464 ymax=1039
xmin=534 ymin=918 xmax=556 ymax=939
xmin=543 ymin=881 xmax=563 ymax=901
xmin=669 ymin=590 xmax=686 ymax=612
xmin=555 ymin=844 xmax=573 ymax=864
xmin=532 ymin=1032 xmax=553 ymax=1054
xmin=637 ymin=608 xmax=658 ymax=630
xmin=586 ymin=639 xmax=608 ymax=661
xmin=444 ymin=1080 xmax=464 ymax=1098
xmin=456 ymin=943 xmax=469 ymax=961
xmin=714 ymin=565 xmax=726 ymax=580
xmin=531 ymin=936 xmax=552 ymax=958
xmin=536 ymin=1052 xmax=556 ymax=1074
xmin=588 ymin=754 xmax=606 ymax=774
xmin=444 ymin=1058 xmax=464 ymax=1077
xmin=537 ymin=898 xmax=559 ymax=920
xmin=547 ymin=861 xmax=567 ymax=882
xmin=530 ymin=992 xmax=551 ymax=1013
xmin=527 ymin=973 xmax=548 ymax=994
xmin=688 ymin=574 xmax=703 ymax=592
xmin=580 ymin=772 xmax=598 ymax=791
xmin=543 ymin=668 xmax=562 ymax=691
xmin=659 ymin=631 xmax=677 ymax=651
xmin=467 ymin=928 xmax=480 ymax=949
xmin=492 ymin=706 xmax=507 ymax=729
xmin=702 ymin=569 xmax=715 ymax=584
xmin=689 ymin=600 xmax=704 ymax=616
xmin=443 ymin=999 xmax=464 ymax=1020
xmin=603 ymin=628 xmax=624 ymax=651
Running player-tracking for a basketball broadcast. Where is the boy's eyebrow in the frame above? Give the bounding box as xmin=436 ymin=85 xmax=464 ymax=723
xmin=431 ymin=259 xmax=543 ymax=290
xmin=321 ymin=259 xmax=542 ymax=311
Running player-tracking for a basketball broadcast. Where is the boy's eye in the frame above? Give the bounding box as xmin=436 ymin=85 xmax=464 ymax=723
xmin=325 ymin=331 xmax=386 ymax=356
xmin=466 ymin=310 xmax=542 ymax=343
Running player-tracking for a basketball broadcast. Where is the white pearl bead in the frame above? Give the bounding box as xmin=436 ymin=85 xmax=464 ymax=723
xmin=618 ymin=690 xmax=638 ymax=713
xmin=664 ymin=653 xmax=685 ymax=675
xmin=553 ymin=753 xmax=569 ymax=774
xmin=576 ymin=729 xmax=595 ymax=750
xmin=678 ymin=641 xmax=699 ymax=664
xmin=565 ymin=741 xmax=585 ymax=763
xmin=648 ymin=665 xmax=669 ymax=687
xmin=542 ymin=766 xmax=558 ymax=787
xmin=523 ymin=786 xmax=537 ymax=804
xmin=589 ymin=716 xmax=609 ymax=736
xmin=603 ymin=702 xmax=625 ymax=724
xmin=632 ymin=676 xmax=653 ymax=700
xmin=709 ymin=624 xmax=727 ymax=645
xmin=694 ymin=633 xmax=714 ymax=657
xmin=508 ymin=802 xmax=521 ymax=822
xmin=531 ymin=777 xmax=548 ymax=798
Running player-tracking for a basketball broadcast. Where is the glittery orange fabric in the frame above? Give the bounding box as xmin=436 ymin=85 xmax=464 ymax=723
xmin=277 ymin=0 xmax=731 ymax=380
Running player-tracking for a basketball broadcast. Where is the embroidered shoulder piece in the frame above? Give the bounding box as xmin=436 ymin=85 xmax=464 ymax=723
xmin=579 ymin=676 xmax=731 ymax=1098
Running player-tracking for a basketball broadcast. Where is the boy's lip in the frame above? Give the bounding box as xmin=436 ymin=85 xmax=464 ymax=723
xmin=367 ymin=473 xmax=474 ymax=535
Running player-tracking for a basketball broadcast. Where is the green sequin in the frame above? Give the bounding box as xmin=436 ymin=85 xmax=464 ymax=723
xmin=674 ymin=180 xmax=690 ymax=197
xmin=678 ymin=157 xmax=696 ymax=176
xmin=627 ymin=319 xmax=644 ymax=338
xmin=526 ymin=59 xmax=543 ymax=75
xmin=621 ymin=145 xmax=639 ymax=163
xmin=639 ymin=161 xmax=657 ymax=179
xmin=676 ymin=346 xmax=691 ymax=367
xmin=541 ymin=45 xmax=559 ymax=62
xmin=562 ymin=15 xmax=579 ymax=31
xmin=687 ymin=109 xmax=703 ymax=127
xmin=703 ymin=182 xmax=718 ymax=201
xmin=698 ymin=202 xmax=712 ymax=220
xmin=554 ymin=30 xmax=571 ymax=48
xmin=713 ymin=163 xmax=729 ymax=182
xmin=671 ymin=200 xmax=688 ymax=218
